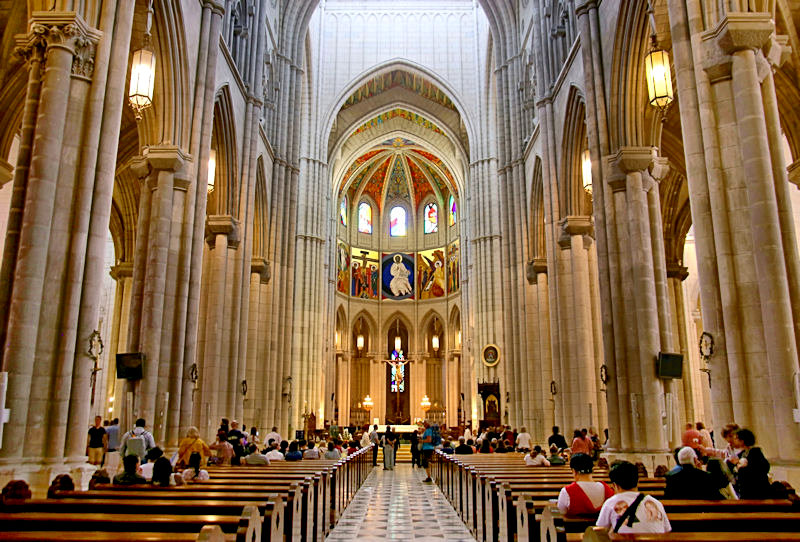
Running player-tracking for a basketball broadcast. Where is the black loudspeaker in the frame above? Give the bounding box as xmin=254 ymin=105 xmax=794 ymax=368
xmin=657 ymin=352 xmax=683 ymax=379
xmin=116 ymin=353 xmax=145 ymax=380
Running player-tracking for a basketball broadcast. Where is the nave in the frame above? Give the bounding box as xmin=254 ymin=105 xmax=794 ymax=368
xmin=325 ymin=464 xmax=474 ymax=542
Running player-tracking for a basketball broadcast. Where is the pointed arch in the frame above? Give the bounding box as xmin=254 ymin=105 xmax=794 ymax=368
xmin=529 ymin=156 xmax=546 ymax=260
xmin=561 ymin=85 xmax=590 ymax=218
xmin=253 ymin=156 xmax=268 ymax=259
xmin=207 ymin=85 xmax=239 ymax=216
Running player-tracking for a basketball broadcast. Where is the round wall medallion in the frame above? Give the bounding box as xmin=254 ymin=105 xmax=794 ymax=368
xmin=482 ymin=344 xmax=500 ymax=367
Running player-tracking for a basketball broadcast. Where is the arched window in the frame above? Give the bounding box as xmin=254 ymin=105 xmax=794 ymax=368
xmin=389 ymin=206 xmax=407 ymax=237
xmin=358 ymin=202 xmax=372 ymax=234
xmin=340 ymin=196 xmax=348 ymax=226
xmin=448 ymin=195 xmax=457 ymax=226
xmin=424 ymin=203 xmax=438 ymax=234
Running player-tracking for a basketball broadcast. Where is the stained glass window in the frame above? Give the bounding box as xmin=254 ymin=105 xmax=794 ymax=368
xmin=389 ymin=206 xmax=407 ymax=237
xmin=340 ymin=197 xmax=347 ymax=226
xmin=390 ymin=349 xmax=405 ymax=393
xmin=358 ymin=202 xmax=372 ymax=234
xmin=449 ymin=195 xmax=457 ymax=226
xmin=424 ymin=203 xmax=438 ymax=234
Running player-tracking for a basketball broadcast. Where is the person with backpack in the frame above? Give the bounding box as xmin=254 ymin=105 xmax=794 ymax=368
xmin=119 ymin=418 xmax=156 ymax=460
xmin=420 ymin=421 xmax=437 ymax=482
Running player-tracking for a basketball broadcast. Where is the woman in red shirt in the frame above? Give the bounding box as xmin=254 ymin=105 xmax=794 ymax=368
xmin=571 ymin=429 xmax=592 ymax=455
xmin=557 ymin=453 xmax=614 ymax=515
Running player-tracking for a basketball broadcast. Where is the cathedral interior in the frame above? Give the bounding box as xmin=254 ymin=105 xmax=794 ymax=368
xmin=0 ymin=0 xmax=799 ymax=497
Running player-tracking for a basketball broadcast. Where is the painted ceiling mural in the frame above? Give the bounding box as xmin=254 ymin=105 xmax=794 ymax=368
xmin=351 ymin=108 xmax=445 ymax=138
xmin=339 ymin=142 xmax=458 ymax=215
xmin=341 ymin=70 xmax=458 ymax=113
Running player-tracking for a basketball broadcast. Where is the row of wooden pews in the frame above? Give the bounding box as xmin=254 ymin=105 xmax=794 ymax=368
xmin=0 ymin=445 xmax=373 ymax=542
xmin=433 ymin=451 xmax=800 ymax=542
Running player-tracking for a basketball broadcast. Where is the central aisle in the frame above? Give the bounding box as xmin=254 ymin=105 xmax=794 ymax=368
xmin=325 ymin=463 xmax=476 ymax=541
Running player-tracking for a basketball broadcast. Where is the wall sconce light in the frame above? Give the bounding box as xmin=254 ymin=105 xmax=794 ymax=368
xmin=432 ymin=334 xmax=440 ymax=352
xmin=421 ymin=394 xmax=431 ymax=411
xmin=363 ymin=395 xmax=373 ymax=410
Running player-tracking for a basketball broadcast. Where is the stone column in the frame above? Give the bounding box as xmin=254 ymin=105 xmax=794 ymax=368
xmin=697 ymin=14 xmax=800 ymax=460
xmin=107 ymin=262 xmax=134 ymax=419
xmin=666 ymin=263 xmax=696 ymax=426
xmin=532 ymin=260 xmax=554 ymax=442
xmin=603 ymin=148 xmax=674 ymax=458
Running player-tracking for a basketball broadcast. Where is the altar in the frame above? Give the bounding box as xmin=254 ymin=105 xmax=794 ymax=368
xmin=373 ymin=424 xmax=421 ymax=434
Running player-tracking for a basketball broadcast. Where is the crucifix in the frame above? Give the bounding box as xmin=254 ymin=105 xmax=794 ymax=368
xmin=352 ymin=249 xmax=378 ymax=299
xmin=88 ymin=330 xmax=104 ymax=407
xmin=382 ymin=320 xmax=413 ymax=425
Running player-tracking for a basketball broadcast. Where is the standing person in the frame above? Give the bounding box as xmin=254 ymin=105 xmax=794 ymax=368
xmin=409 ymin=426 xmax=420 ymax=467
xmin=106 ymin=418 xmax=120 ymax=453
xmin=548 ymin=426 xmax=568 ymax=451
xmin=596 ymin=461 xmax=671 ymax=534
xmin=516 ymin=426 xmax=532 ymax=452
xmin=696 ymin=422 xmax=713 ymax=449
xmin=264 ymin=426 xmax=281 ymax=447
xmin=557 ymin=453 xmax=614 ymax=515
xmin=421 ymin=421 xmax=435 ymax=482
xmin=571 ymin=429 xmax=591 ymax=455
xmin=383 ymin=426 xmax=396 ymax=470
xmin=120 ymin=418 xmax=155 ymax=460
xmin=369 ymin=424 xmax=380 ymax=466
xmin=86 ymin=416 xmax=107 ymax=466
xmin=681 ymin=423 xmax=702 ymax=450
xmin=503 ymin=425 xmax=515 ymax=447
xmin=226 ymin=420 xmax=245 ymax=459
xmin=360 ymin=431 xmax=370 ymax=449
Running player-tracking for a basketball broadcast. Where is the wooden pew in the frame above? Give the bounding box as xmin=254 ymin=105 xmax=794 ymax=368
xmin=572 ymin=527 xmax=800 ymax=541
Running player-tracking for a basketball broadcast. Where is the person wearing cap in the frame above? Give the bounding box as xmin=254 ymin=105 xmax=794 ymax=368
xmin=665 ymin=446 xmax=723 ymax=500
xmin=557 ymin=453 xmax=614 ymax=515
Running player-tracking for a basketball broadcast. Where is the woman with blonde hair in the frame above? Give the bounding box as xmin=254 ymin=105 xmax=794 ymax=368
xmin=177 ymin=426 xmax=212 ymax=467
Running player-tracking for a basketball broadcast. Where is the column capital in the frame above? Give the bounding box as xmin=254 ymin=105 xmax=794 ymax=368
xmin=203 ymin=0 xmax=226 ymax=16
xmin=205 ymin=214 xmax=241 ymax=248
xmin=251 ymin=257 xmax=271 ymax=284
xmin=109 ymin=261 xmax=134 ymax=280
xmin=17 ymin=12 xmax=101 ymax=55
xmin=527 ymin=258 xmax=548 ymax=284
xmin=142 ymin=145 xmax=189 ymax=172
xmin=650 ymin=156 xmax=670 ymax=183
xmin=560 ymin=215 xmax=594 ymax=236
xmin=574 ymin=0 xmax=597 ymax=17
xmin=701 ymin=13 xmax=774 ymax=82
xmin=606 ymin=147 xmax=657 ymax=191
xmin=788 ymin=160 xmax=800 ymax=188
xmin=666 ymin=262 xmax=689 ymax=281
xmin=0 ymin=159 xmax=13 ymax=187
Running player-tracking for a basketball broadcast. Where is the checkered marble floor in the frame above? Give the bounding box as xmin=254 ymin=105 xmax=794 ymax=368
xmin=325 ymin=464 xmax=475 ymax=541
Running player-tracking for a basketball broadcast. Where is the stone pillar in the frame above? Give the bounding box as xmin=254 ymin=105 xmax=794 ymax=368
xmin=533 ymin=260 xmax=554 ymax=442
xmin=558 ymin=216 xmax=598 ymax=430
xmin=696 ymin=14 xmax=800 ymax=461
xmin=603 ymin=148 xmax=674 ymax=457
xmin=107 ymin=262 xmax=134 ymax=419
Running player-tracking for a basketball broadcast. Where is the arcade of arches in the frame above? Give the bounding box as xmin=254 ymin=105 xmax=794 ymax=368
xmin=0 ymin=0 xmax=799 ymax=489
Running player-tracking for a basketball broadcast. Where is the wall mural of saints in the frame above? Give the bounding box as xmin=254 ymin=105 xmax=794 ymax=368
xmin=336 ymin=241 xmax=350 ymax=294
xmin=447 ymin=239 xmax=460 ymax=294
xmin=351 ymin=248 xmax=380 ymax=299
xmin=381 ymin=252 xmax=415 ymax=300
xmin=417 ymin=248 xmax=446 ymax=299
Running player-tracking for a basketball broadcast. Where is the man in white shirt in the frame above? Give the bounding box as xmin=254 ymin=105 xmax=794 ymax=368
xmin=243 ymin=444 xmax=270 ymax=465
xmin=516 ymin=426 xmax=532 ymax=451
xmin=596 ymin=461 xmax=671 ymax=534
xmin=524 ymin=446 xmax=551 ymax=466
xmin=264 ymin=426 xmax=281 ymax=447
xmin=265 ymin=442 xmax=285 ymax=461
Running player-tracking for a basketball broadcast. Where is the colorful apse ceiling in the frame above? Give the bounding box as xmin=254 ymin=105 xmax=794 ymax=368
xmin=341 ymin=70 xmax=458 ymax=113
xmin=339 ymin=139 xmax=457 ymax=213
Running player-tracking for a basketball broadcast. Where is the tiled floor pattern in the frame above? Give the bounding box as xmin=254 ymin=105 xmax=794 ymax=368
xmin=325 ymin=463 xmax=476 ymax=541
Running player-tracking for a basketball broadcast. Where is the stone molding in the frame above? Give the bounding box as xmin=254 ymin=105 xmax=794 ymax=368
xmin=206 ymin=214 xmax=241 ymax=248
xmin=109 ymin=261 xmax=134 ymax=280
xmin=606 ymin=147 xmax=656 ymax=192
xmin=701 ymin=13 xmax=774 ymax=82
xmin=251 ymin=257 xmax=271 ymax=284
xmin=0 ymin=159 xmax=13 ymax=187
xmin=15 ymin=12 xmax=101 ymax=77
xmin=788 ymin=160 xmax=800 ymax=188
xmin=666 ymin=262 xmax=689 ymax=281
xmin=765 ymin=34 xmax=791 ymax=69
xmin=527 ymin=258 xmax=548 ymax=284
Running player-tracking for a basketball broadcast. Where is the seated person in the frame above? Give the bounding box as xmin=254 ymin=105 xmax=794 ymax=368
xmin=478 ymin=439 xmax=493 ymax=453
xmin=665 ymin=446 xmax=723 ymax=500
xmin=265 ymin=441 xmax=285 ymax=461
xmin=524 ymin=445 xmax=551 ymax=466
xmin=324 ymin=441 xmax=342 ymax=460
xmin=285 ymin=441 xmax=303 ymax=461
xmin=596 ymin=461 xmax=671 ymax=534
xmin=495 ymin=440 xmax=509 ymax=454
xmin=113 ymin=454 xmax=147 ymax=485
xmin=139 ymin=446 xmax=163 ymax=481
xmin=731 ymin=428 xmax=771 ymax=499
xmin=210 ymin=430 xmax=234 ymax=466
xmin=181 ymin=452 xmax=210 ymax=483
xmin=303 ymin=441 xmax=321 ymax=459
xmin=347 ymin=440 xmax=359 ymax=455
xmin=152 ymin=456 xmax=183 ymax=487
xmin=243 ymin=443 xmax=270 ymax=465
xmin=558 ymin=453 xmax=614 ymax=515
xmin=442 ymin=440 xmax=455 ymax=454
xmin=547 ymin=444 xmax=566 ymax=465
xmin=89 ymin=469 xmax=111 ymax=490
xmin=454 ymin=437 xmax=474 ymax=454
